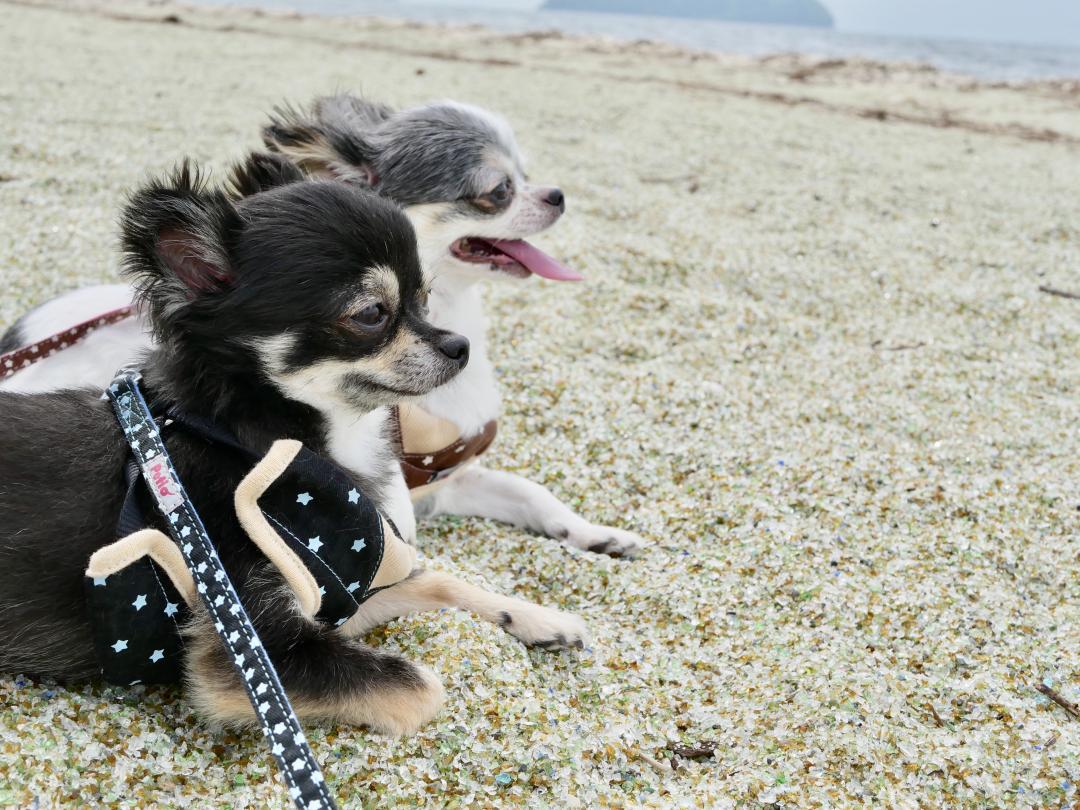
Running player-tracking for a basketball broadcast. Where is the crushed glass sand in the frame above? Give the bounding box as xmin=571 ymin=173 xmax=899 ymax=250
xmin=1 ymin=1 xmax=1078 ymax=807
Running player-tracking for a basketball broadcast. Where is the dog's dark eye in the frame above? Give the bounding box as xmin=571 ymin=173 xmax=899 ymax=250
xmin=351 ymin=303 xmax=387 ymax=329
xmin=489 ymin=179 xmax=512 ymax=204
xmin=469 ymin=179 xmax=514 ymax=213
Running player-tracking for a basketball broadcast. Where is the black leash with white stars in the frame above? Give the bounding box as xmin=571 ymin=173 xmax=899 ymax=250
xmin=106 ymin=369 xmax=338 ymax=810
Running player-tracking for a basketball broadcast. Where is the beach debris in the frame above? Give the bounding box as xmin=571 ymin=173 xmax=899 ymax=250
xmin=665 ymin=739 xmax=719 ymax=769
xmin=1035 ymin=684 xmax=1080 ymax=721
xmin=870 ymin=340 xmax=926 ymax=352
xmin=1038 ymin=285 xmax=1080 ymax=301
xmin=925 ymin=703 xmax=945 ymax=728
xmin=640 ymin=173 xmax=698 ymax=185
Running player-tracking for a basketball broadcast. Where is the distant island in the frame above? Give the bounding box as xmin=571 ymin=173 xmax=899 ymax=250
xmin=540 ymin=0 xmax=835 ymax=28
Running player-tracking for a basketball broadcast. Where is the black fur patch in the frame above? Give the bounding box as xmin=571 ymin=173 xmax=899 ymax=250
xmin=226 ymin=152 xmax=305 ymax=199
xmin=0 ymin=316 xmax=27 ymax=354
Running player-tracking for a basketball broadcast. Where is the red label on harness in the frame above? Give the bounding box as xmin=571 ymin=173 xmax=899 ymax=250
xmin=142 ymin=457 xmax=184 ymax=514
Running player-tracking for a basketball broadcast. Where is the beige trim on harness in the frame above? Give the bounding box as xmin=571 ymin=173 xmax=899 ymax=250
xmin=90 ymin=440 xmax=412 ymax=628
xmin=396 ymin=402 xmax=466 ymax=455
xmin=371 ymin=517 xmax=417 ymax=590
xmin=86 ymin=529 xmax=197 ymax=607
xmin=233 ymin=439 xmax=323 ymax=618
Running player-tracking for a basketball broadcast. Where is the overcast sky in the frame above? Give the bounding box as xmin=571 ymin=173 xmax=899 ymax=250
xmin=407 ymin=0 xmax=1080 ymax=47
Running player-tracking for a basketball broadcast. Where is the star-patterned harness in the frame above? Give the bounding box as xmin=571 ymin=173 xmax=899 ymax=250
xmin=84 ymin=370 xmax=417 ymax=810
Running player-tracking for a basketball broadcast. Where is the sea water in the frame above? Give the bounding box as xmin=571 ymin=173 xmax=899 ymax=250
xmin=194 ymin=0 xmax=1080 ymax=80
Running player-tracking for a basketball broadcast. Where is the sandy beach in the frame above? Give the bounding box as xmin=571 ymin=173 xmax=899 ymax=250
xmin=1 ymin=1 xmax=1079 ymax=807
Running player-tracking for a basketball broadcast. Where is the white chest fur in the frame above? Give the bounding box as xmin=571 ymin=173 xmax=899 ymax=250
xmin=322 ymin=407 xmax=417 ymax=543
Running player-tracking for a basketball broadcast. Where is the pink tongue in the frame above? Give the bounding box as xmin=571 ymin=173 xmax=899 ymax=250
xmin=488 ymin=239 xmax=584 ymax=281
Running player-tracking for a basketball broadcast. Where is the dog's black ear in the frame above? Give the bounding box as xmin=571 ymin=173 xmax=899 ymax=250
xmin=121 ymin=161 xmax=240 ymax=326
xmin=263 ymin=94 xmax=392 ymax=188
xmin=226 ymin=151 xmax=305 ymax=200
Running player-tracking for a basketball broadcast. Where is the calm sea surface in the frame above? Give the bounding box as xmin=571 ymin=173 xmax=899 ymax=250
xmin=196 ymin=0 xmax=1080 ymax=81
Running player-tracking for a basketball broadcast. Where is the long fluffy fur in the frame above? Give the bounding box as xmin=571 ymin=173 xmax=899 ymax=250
xmin=0 ymin=167 xmax=455 ymax=729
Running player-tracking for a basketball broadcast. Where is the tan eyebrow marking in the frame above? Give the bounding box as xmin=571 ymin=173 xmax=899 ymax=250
xmin=345 ymin=265 xmax=399 ymax=317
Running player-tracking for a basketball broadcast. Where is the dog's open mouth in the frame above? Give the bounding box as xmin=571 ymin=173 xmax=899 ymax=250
xmin=450 ymin=238 xmax=584 ymax=281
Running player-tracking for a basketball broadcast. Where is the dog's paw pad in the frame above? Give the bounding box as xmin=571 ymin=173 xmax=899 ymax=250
xmin=589 ymin=538 xmax=633 ymax=557
xmin=532 ymin=633 xmax=587 ymax=651
xmin=532 ymin=633 xmax=566 ymax=650
xmin=575 ymin=526 xmax=649 ymax=558
xmin=502 ymin=604 xmax=589 ymax=651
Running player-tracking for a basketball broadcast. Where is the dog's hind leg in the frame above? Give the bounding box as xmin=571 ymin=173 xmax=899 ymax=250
xmin=185 ymin=611 xmax=444 ymax=736
xmin=414 ymin=464 xmax=647 ymax=557
xmin=342 ymin=568 xmax=589 ymax=651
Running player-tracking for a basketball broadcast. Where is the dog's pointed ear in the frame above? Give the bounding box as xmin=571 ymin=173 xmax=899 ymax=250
xmin=121 ymin=161 xmax=240 ymax=327
xmin=226 ymin=151 xmax=305 ymax=200
xmin=263 ymin=94 xmax=391 ymax=188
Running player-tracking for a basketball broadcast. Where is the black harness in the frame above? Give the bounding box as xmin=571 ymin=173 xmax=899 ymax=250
xmin=91 ymin=370 xmax=404 ymax=810
xmin=86 ymin=404 xmax=394 ymax=686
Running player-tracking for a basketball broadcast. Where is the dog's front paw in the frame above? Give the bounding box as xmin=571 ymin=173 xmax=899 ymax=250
xmin=355 ymin=664 xmax=445 ymax=736
xmin=564 ymin=524 xmax=649 ymax=558
xmin=499 ymin=602 xmax=590 ymax=651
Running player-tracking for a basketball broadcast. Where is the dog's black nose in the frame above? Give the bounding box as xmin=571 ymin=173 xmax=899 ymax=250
xmin=437 ymin=333 xmax=470 ymax=367
xmin=544 ymin=188 xmax=565 ymax=212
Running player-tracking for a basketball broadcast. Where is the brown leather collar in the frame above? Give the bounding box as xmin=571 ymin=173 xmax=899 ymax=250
xmin=390 ymin=405 xmax=497 ymax=490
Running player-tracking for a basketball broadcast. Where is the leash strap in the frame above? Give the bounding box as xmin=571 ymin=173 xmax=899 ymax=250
xmin=105 ymin=370 xmax=337 ymax=810
xmin=1 ymin=304 xmax=134 ymax=381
